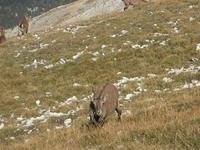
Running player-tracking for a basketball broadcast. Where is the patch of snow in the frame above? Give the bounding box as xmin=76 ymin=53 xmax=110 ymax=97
xmin=123 ymin=42 xmax=128 ymax=46
xmin=59 ymin=96 xmax=78 ymax=106
xmin=63 ymin=25 xmax=88 ymax=34
xmin=66 ymin=106 xmax=83 ymax=116
xmin=92 ymin=51 xmax=99 ymax=57
xmin=188 ymin=5 xmax=198 ymax=9
xmin=119 ymin=30 xmax=128 ymax=36
xmin=189 ymin=17 xmax=195 ymax=22
xmin=111 ymin=34 xmax=117 ymax=38
xmin=101 ymin=45 xmax=106 ymax=49
xmin=180 ymin=81 xmax=200 ymax=89
xmin=47 ymin=129 xmax=50 ymax=132
xmin=64 ymin=118 xmax=72 ymax=128
xmin=14 ymin=96 xmax=20 ymax=100
xmin=59 ymin=58 xmax=66 ymax=65
xmin=18 ymin=110 xmax=67 ymax=127
xmin=114 ymin=76 xmax=145 ymax=88
xmin=196 ymin=43 xmax=200 ymax=51
xmin=153 ymin=33 xmax=168 ymax=37
xmin=82 ymin=94 xmax=93 ymax=102
xmin=51 ymin=40 xmax=56 ymax=43
xmin=27 ymin=130 xmax=32 ymax=134
xmin=124 ymin=94 xmax=134 ymax=100
xmin=136 ymin=84 xmax=147 ymax=92
xmin=145 ymin=39 xmax=155 ymax=44
xmin=59 ymin=58 xmax=73 ymax=64
xmin=36 ymin=100 xmax=41 ymax=106
xmin=0 ymin=123 xmax=4 ymax=129
xmin=132 ymin=44 xmax=149 ymax=49
xmin=10 ymin=137 xmax=15 ymax=140
xmin=166 ymin=65 xmax=200 ymax=75
xmin=31 ymin=59 xmax=46 ymax=69
xmin=44 ymin=64 xmax=54 ymax=69
xmin=14 ymin=53 xmax=21 ymax=58
xmin=73 ymin=83 xmax=81 ymax=87
xmin=91 ymin=57 xmax=98 ymax=61
xmin=39 ymin=43 xmax=49 ymax=49
xmin=28 ymin=48 xmax=38 ymax=53
xmin=117 ymin=72 xmax=122 ymax=75
xmin=155 ymin=90 xmax=162 ymax=93
xmin=55 ymin=126 xmax=64 ymax=129
xmin=147 ymin=11 xmax=154 ymax=16
xmin=191 ymin=57 xmax=198 ymax=62
xmin=155 ymin=80 xmax=200 ymax=93
xmin=147 ymin=73 xmax=157 ymax=78
xmin=173 ymin=27 xmax=180 ymax=33
xmin=160 ymin=40 xmax=167 ymax=46
xmin=163 ymin=77 xmax=173 ymax=83
xmin=17 ymin=116 xmax=24 ymax=121
xmin=72 ymin=51 xmax=84 ymax=60
xmin=33 ymin=34 xmax=40 ymax=40
xmin=45 ymin=92 xmax=52 ymax=97
xmin=167 ymin=20 xmax=179 ymax=27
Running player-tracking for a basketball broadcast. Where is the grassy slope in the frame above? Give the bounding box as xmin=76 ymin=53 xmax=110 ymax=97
xmin=0 ymin=0 xmax=200 ymax=149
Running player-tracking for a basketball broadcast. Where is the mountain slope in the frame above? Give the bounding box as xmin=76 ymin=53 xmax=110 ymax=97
xmin=0 ymin=0 xmax=200 ymax=149
xmin=0 ymin=0 xmax=77 ymax=29
xmin=6 ymin=0 xmax=124 ymax=37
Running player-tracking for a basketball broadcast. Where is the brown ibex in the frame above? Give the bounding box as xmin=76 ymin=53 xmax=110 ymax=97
xmin=89 ymin=83 xmax=122 ymax=126
xmin=122 ymin=0 xmax=148 ymax=11
xmin=0 ymin=26 xmax=6 ymax=44
xmin=18 ymin=16 xmax=30 ymax=36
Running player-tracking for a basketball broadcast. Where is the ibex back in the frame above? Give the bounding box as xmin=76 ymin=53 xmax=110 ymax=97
xmin=122 ymin=0 xmax=148 ymax=11
xmin=89 ymin=83 xmax=122 ymax=126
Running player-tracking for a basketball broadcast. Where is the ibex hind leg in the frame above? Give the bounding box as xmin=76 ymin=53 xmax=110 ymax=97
xmin=115 ymin=108 xmax=122 ymax=121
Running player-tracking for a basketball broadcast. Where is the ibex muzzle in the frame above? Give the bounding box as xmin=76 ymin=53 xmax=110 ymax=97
xmin=89 ymin=83 xmax=122 ymax=126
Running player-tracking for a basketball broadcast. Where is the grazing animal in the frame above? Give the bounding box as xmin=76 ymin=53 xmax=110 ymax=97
xmin=0 ymin=26 xmax=6 ymax=44
xmin=122 ymin=0 xmax=148 ymax=11
xmin=18 ymin=16 xmax=30 ymax=36
xmin=89 ymin=83 xmax=122 ymax=126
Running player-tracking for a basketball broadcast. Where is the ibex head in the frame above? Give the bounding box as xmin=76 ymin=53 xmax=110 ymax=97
xmin=90 ymin=84 xmax=108 ymax=122
xmin=24 ymin=15 xmax=32 ymax=22
xmin=90 ymin=96 xmax=106 ymax=118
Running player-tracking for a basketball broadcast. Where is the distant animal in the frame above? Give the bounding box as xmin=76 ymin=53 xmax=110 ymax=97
xmin=89 ymin=83 xmax=122 ymax=127
xmin=122 ymin=0 xmax=148 ymax=11
xmin=18 ymin=16 xmax=30 ymax=36
xmin=0 ymin=26 xmax=6 ymax=44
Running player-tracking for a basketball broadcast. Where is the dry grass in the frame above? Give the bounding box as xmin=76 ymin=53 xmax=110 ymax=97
xmin=0 ymin=0 xmax=200 ymax=149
